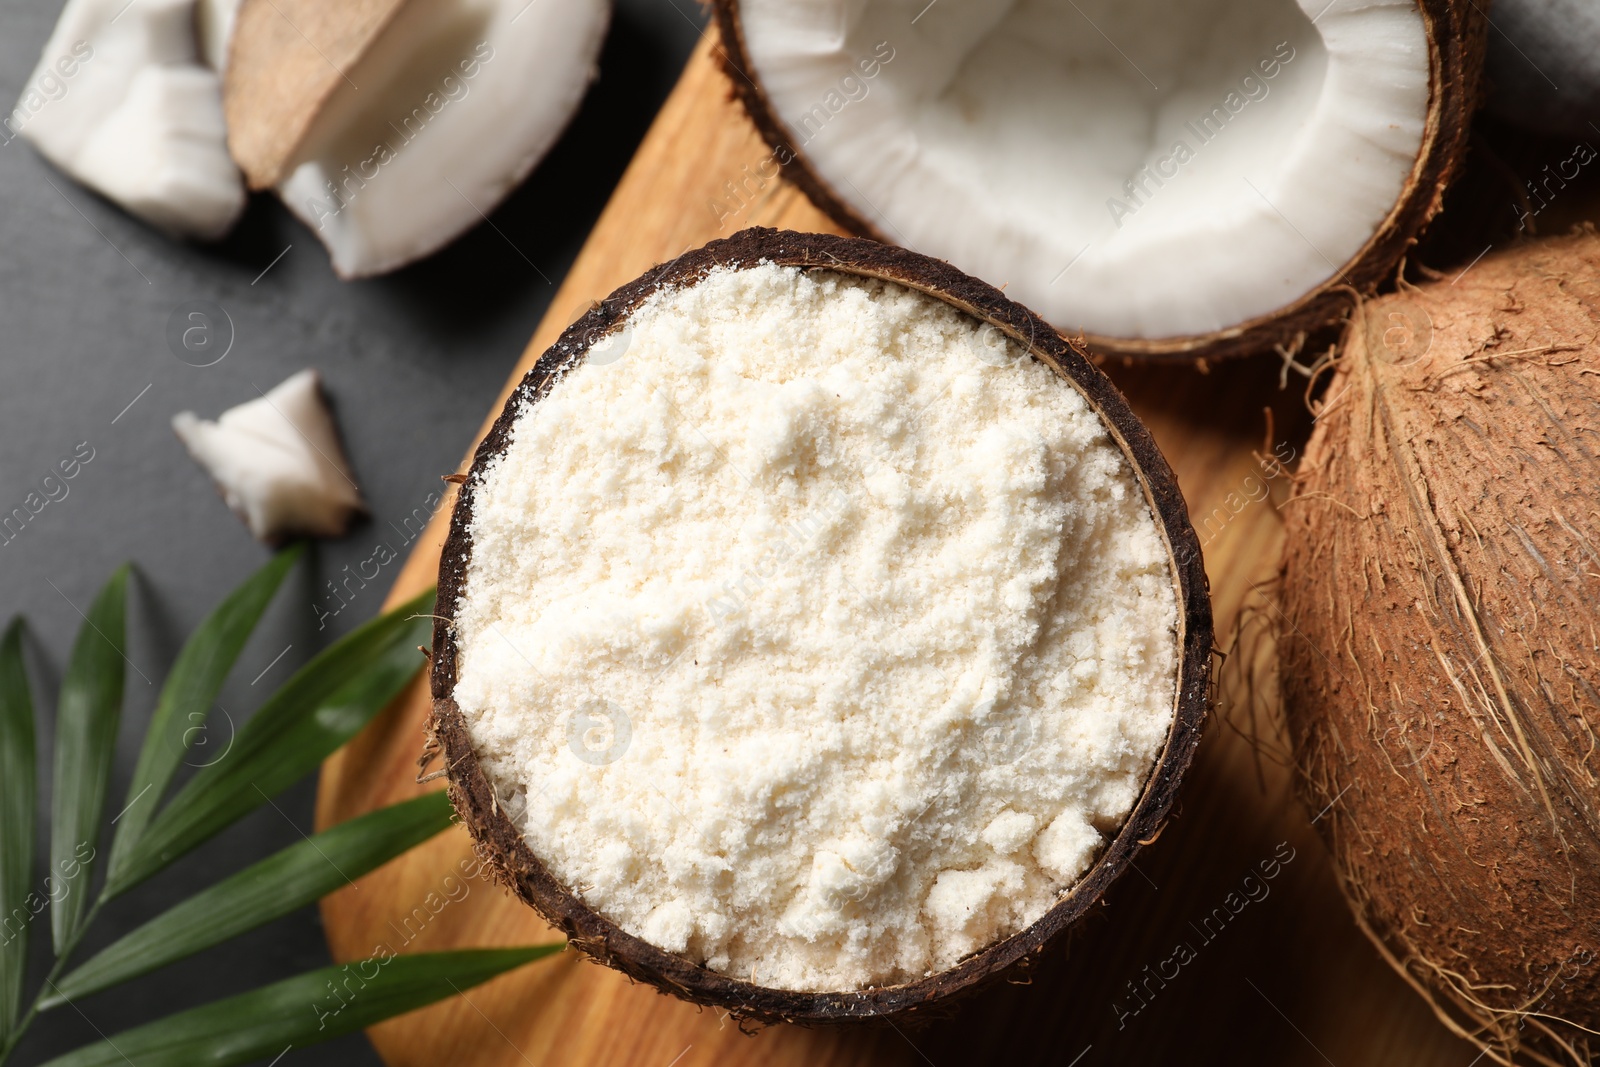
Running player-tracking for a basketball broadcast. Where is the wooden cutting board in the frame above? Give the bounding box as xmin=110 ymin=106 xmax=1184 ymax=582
xmin=315 ymin=33 xmax=1482 ymax=1067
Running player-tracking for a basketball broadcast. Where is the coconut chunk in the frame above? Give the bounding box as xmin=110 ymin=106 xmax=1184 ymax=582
xmin=12 ymin=0 xmax=245 ymax=241
xmin=172 ymin=370 xmax=365 ymax=543
xmin=270 ymin=0 xmax=610 ymax=278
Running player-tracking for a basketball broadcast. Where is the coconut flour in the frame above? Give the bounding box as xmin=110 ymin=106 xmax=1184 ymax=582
xmin=451 ymin=262 xmax=1179 ymax=991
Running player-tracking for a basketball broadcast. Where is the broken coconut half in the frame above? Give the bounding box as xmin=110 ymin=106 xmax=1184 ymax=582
xmin=430 ymin=228 xmax=1211 ymax=1021
xmin=173 ymin=369 xmax=365 ymax=544
xmin=223 ymin=0 xmax=610 ymax=278
xmin=11 ymin=0 xmax=245 ymax=240
xmin=713 ymin=0 xmax=1486 ymax=361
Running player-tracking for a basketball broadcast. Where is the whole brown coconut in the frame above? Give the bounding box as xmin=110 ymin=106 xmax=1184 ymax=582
xmin=430 ymin=228 xmax=1213 ymax=1025
xmin=713 ymin=0 xmax=1486 ymax=362
xmin=1281 ymin=231 xmax=1600 ymax=1066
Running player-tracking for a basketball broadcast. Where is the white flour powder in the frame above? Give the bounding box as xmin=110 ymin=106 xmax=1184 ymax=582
xmin=451 ymin=262 xmax=1178 ymax=991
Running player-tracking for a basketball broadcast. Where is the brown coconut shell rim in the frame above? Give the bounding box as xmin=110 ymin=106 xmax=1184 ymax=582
xmin=708 ymin=0 xmax=1486 ymax=362
xmin=430 ymin=227 xmax=1213 ymax=1025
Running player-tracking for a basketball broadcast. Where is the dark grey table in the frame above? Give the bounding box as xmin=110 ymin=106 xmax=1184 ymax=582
xmin=0 ymin=3 xmax=703 ymax=1062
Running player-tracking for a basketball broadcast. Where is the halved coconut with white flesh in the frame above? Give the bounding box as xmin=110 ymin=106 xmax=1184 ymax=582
xmin=714 ymin=0 xmax=1486 ymax=361
xmin=225 ymin=0 xmax=609 ymax=278
xmin=429 ymin=229 xmax=1211 ymax=1022
xmin=11 ymin=0 xmax=245 ymax=240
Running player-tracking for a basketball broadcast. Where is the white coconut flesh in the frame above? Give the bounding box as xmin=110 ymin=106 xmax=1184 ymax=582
xmin=13 ymin=0 xmax=245 ymax=241
xmin=277 ymin=0 xmax=609 ymax=278
xmin=172 ymin=368 xmax=365 ymax=543
xmin=738 ymin=0 xmax=1431 ymax=341
xmin=196 ymin=0 xmax=243 ymax=72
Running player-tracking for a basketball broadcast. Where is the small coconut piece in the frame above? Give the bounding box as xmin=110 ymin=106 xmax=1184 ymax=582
xmin=714 ymin=0 xmax=1486 ymax=361
xmin=173 ymin=369 xmax=365 ymax=544
xmin=1484 ymin=0 xmax=1600 ymax=138
xmin=1281 ymin=232 xmax=1600 ymax=1065
xmin=226 ymin=0 xmax=610 ymax=278
xmin=431 ymin=229 xmax=1212 ymax=1022
xmin=11 ymin=0 xmax=245 ymax=240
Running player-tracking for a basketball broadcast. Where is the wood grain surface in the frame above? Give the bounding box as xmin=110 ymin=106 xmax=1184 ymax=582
xmin=314 ymin=34 xmax=1483 ymax=1067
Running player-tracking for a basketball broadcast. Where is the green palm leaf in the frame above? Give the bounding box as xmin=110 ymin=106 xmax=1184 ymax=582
xmin=49 ymin=567 xmax=129 ymax=954
xmin=0 ymin=620 xmax=37 ymax=1041
xmin=38 ymin=945 xmax=563 ymax=1067
xmin=104 ymin=588 xmax=436 ymax=897
xmin=46 ymin=791 xmax=455 ymax=1006
xmin=107 ymin=546 xmax=303 ymax=876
